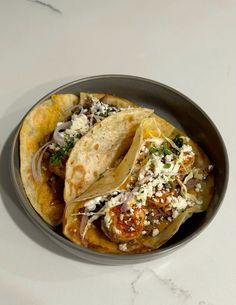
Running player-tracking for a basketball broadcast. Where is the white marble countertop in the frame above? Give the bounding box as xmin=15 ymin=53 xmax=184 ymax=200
xmin=0 ymin=1 xmax=235 ymax=304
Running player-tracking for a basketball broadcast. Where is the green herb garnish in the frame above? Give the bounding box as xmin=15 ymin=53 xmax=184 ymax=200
xmin=149 ymin=145 xmax=159 ymax=154
xmin=50 ymin=139 xmax=74 ymax=165
xmin=164 ymin=163 xmax=171 ymax=169
xmin=163 ymin=143 xmax=172 ymax=155
xmin=149 ymin=143 xmax=171 ymax=156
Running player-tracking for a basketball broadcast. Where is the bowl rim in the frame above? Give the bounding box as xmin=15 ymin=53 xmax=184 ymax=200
xmin=10 ymin=74 xmax=229 ymax=262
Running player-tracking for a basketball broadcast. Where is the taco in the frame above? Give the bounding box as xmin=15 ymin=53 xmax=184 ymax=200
xmin=20 ymin=93 xmax=153 ymax=226
xmin=63 ymin=117 xmax=214 ymax=253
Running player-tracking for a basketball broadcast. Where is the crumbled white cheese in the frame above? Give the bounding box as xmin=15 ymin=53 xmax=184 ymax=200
xmin=105 ymin=192 xmax=125 ymax=208
xmin=104 ymin=212 xmax=112 ymax=228
xmin=84 ymin=196 xmax=102 ymax=211
xmin=182 ymin=144 xmax=193 ymax=153
xmin=139 ymin=173 xmax=144 ymax=180
xmin=155 ymin=191 xmax=163 ymax=197
xmin=172 ymin=210 xmax=179 ymax=219
xmin=144 ymin=220 xmax=150 ymax=226
xmin=184 ymin=136 xmax=190 ymax=142
xmin=170 ymin=195 xmax=189 ymax=211
xmin=208 ymin=165 xmax=214 ymax=171
xmin=165 ymin=154 xmax=173 ymax=163
xmin=69 ymin=114 xmax=90 ymax=135
xmin=148 ymin=137 xmax=164 ymax=147
xmin=119 ymin=243 xmax=127 ymax=251
xmin=90 ymin=100 xmax=108 ymax=115
xmin=195 ymin=183 xmax=202 ymax=192
xmin=140 ymin=145 xmax=146 ymax=153
xmin=192 ymin=168 xmax=204 ymax=180
xmin=152 ymin=228 xmax=159 ymax=237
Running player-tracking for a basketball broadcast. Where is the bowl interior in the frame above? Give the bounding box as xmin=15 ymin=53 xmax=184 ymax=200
xmin=11 ymin=75 xmax=228 ymax=263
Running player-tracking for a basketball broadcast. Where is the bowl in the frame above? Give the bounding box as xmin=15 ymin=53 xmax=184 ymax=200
xmin=10 ymin=74 xmax=228 ymax=264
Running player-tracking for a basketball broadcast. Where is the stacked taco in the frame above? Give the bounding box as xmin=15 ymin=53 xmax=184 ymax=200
xmin=20 ymin=92 xmax=214 ymax=253
xmin=20 ymin=93 xmax=153 ymax=226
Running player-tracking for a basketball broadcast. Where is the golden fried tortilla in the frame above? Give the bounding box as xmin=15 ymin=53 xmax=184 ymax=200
xmin=63 ymin=117 xmax=214 ymax=253
xmin=20 ymin=93 xmax=153 ymax=226
xmin=64 ymin=108 xmax=153 ymax=203
xmin=20 ymin=94 xmax=78 ymax=226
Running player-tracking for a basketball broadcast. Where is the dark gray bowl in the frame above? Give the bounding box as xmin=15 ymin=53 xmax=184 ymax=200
xmin=10 ymin=75 xmax=228 ymax=264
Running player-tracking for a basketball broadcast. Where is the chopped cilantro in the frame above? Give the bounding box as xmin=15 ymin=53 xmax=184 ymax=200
xmin=164 ymin=163 xmax=171 ymax=169
xmin=149 ymin=142 xmax=173 ymax=157
xmin=50 ymin=139 xmax=74 ymax=165
xmin=135 ymin=197 xmax=143 ymax=203
xmin=149 ymin=145 xmax=159 ymax=154
xmin=163 ymin=143 xmax=172 ymax=155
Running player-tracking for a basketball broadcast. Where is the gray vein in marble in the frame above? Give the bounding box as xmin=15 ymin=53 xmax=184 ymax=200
xmin=28 ymin=0 xmax=62 ymax=14
xmin=130 ymin=269 xmax=145 ymax=305
xmin=130 ymin=267 xmax=215 ymax=305
xmin=130 ymin=267 xmax=191 ymax=305
xmin=149 ymin=268 xmax=192 ymax=300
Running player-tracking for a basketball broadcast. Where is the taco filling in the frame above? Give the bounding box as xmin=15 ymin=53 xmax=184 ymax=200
xmin=68 ymin=126 xmax=214 ymax=253
xmin=32 ymin=95 xmax=129 ymax=182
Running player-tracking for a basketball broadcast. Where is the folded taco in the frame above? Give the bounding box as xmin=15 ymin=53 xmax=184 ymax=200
xmin=63 ymin=117 xmax=214 ymax=254
xmin=20 ymin=93 xmax=153 ymax=226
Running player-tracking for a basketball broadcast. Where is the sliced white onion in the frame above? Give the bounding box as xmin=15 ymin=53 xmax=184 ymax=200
xmin=53 ymin=121 xmax=71 ymax=146
xmin=65 ymin=104 xmax=83 ymax=116
xmin=81 ymin=205 xmax=107 ymax=241
xmin=186 ymin=178 xmax=199 ymax=189
xmin=94 ymin=115 xmax=104 ymax=122
xmin=139 ymin=174 xmax=152 ymax=185
xmin=89 ymin=114 xmax=94 ymax=127
xmin=31 ymin=141 xmax=53 ymax=182
xmin=80 ymin=211 xmax=89 ymax=247
xmin=121 ymin=191 xmax=133 ymax=212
